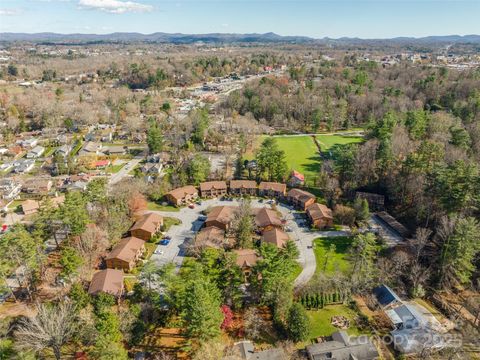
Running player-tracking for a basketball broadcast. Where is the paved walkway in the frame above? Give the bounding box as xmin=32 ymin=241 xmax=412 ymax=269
xmin=148 ymin=198 xmax=350 ymax=289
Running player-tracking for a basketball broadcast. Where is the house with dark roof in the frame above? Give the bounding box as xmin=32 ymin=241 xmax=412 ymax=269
xmin=306 ymin=331 xmax=379 ymax=360
xmin=373 ymin=284 xmax=402 ymax=309
xmin=223 ymin=341 xmax=286 ymax=360
xmin=373 ymin=284 xmax=448 ymax=354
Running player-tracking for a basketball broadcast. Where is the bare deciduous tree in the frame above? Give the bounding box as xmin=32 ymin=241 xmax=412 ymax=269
xmin=15 ymin=301 xmax=78 ymax=360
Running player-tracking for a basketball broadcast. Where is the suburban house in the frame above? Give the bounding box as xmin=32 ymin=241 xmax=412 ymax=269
xmin=195 ymin=226 xmax=227 ymax=250
xmin=233 ymin=249 xmax=260 ymax=282
xmin=199 ymin=181 xmax=228 ymax=198
xmin=56 ymin=144 xmax=72 ymax=157
xmin=288 ymin=170 xmax=305 ymax=187
xmin=224 ymin=341 xmax=286 ymax=360
xmin=165 ymin=185 xmax=198 ymax=206
xmin=229 ymin=180 xmax=257 ymax=196
xmin=106 ymin=236 xmax=146 ymax=271
xmin=306 ymin=203 xmax=334 ymax=229
xmin=306 ymin=331 xmax=379 ymax=360
xmin=287 ymin=188 xmax=316 ymax=210
xmin=262 ymin=228 xmax=289 ymax=248
xmin=129 ymin=212 xmax=163 ymax=241
xmin=373 ymin=285 xmax=447 ymax=354
xmin=26 ymin=145 xmax=45 ymax=159
xmin=79 ymin=141 xmax=102 ymax=156
xmin=19 ymin=138 xmax=38 ymax=148
xmin=22 ymin=178 xmax=53 ymax=195
xmin=88 ymin=269 xmax=124 ymax=297
xmin=0 ymin=179 xmax=22 ymax=200
xmin=254 ymin=207 xmax=283 ymax=232
xmin=13 ymin=159 xmax=35 ymax=173
xmin=105 ymin=146 xmax=127 ymax=155
xmin=140 ymin=163 xmax=162 ymax=175
xmin=22 ymin=199 xmax=40 ymax=215
xmin=205 ymin=206 xmax=238 ymax=231
xmin=258 ymin=182 xmax=286 ymax=198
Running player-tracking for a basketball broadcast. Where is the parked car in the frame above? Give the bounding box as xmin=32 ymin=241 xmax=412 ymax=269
xmin=159 ymin=239 xmax=171 ymax=246
xmin=188 ymin=204 xmax=195 ymax=209
xmin=154 ymin=249 xmax=165 ymax=255
xmin=285 ymin=226 xmax=293 ymax=232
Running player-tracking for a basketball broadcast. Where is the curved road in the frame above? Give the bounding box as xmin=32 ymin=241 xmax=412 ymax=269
xmin=148 ymin=198 xmax=350 ymax=289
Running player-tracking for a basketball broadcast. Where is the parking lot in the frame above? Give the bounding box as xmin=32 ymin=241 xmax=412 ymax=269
xmin=148 ymin=198 xmax=350 ymax=288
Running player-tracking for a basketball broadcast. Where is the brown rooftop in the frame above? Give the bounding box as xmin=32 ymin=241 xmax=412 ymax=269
xmin=206 ymin=206 xmax=238 ymax=225
xmin=130 ymin=212 xmax=163 ymax=234
xmin=287 ymin=188 xmax=316 ymax=202
xmin=106 ymin=236 xmax=145 ymax=263
xmin=307 ymin=203 xmax=333 ymax=221
xmin=200 ymin=181 xmax=228 ymax=191
xmin=230 ymin=180 xmax=257 ymax=189
xmin=255 ymin=207 xmax=283 ymax=228
xmin=262 ymin=228 xmax=289 ymax=248
xmin=22 ymin=199 xmax=40 ymax=213
xmin=195 ymin=226 xmax=226 ymax=248
xmin=233 ymin=249 xmax=260 ymax=268
xmin=167 ymin=185 xmax=198 ymax=200
xmin=258 ymin=182 xmax=286 ymax=192
xmin=88 ymin=269 xmax=124 ymax=296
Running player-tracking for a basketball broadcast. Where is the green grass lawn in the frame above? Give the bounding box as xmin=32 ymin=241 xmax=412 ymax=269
xmin=313 ymin=236 xmax=353 ymax=275
xmin=147 ymin=201 xmax=180 ymax=212
xmin=288 ymin=261 xmax=303 ymax=283
xmin=306 ymin=304 xmax=366 ymax=339
xmin=162 ymin=217 xmax=182 ymax=232
xmin=316 ymin=134 xmax=364 ymax=151
xmin=106 ymin=164 xmax=125 ymax=173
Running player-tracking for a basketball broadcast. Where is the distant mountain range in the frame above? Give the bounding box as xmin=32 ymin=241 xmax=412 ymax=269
xmin=0 ymin=32 xmax=479 ymax=45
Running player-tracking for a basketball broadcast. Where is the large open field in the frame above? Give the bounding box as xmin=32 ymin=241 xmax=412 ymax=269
xmin=316 ymin=134 xmax=364 ymax=151
xmin=273 ymin=135 xmax=321 ymax=186
xmin=247 ymin=133 xmax=363 ymax=187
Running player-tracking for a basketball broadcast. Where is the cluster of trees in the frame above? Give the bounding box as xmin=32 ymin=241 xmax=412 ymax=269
xmin=299 ymin=291 xmax=350 ymax=309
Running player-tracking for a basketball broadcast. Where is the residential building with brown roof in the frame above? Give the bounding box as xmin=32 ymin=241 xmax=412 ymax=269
xmin=229 ymin=180 xmax=257 ymax=196
xmin=262 ymin=228 xmax=290 ymax=248
xmin=306 ymin=203 xmax=334 ymax=229
xmin=199 ymin=181 xmax=228 ymax=198
xmin=88 ymin=269 xmax=124 ymax=297
xmin=106 ymin=236 xmax=145 ymax=271
xmin=254 ymin=207 xmax=283 ymax=232
xmin=205 ymin=206 xmax=238 ymax=231
xmin=22 ymin=199 xmax=40 ymax=215
xmin=165 ymin=185 xmax=198 ymax=206
xmin=287 ymin=188 xmax=316 ymax=210
xmin=258 ymin=182 xmax=286 ymax=198
xmin=129 ymin=212 xmax=163 ymax=241
xmin=194 ymin=226 xmax=227 ymax=250
xmin=233 ymin=249 xmax=260 ymax=282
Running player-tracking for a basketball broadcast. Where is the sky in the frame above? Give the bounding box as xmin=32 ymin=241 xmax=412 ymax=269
xmin=0 ymin=0 xmax=479 ymax=38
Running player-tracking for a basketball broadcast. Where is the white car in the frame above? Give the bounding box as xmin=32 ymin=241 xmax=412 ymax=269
xmin=154 ymin=249 xmax=164 ymax=255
